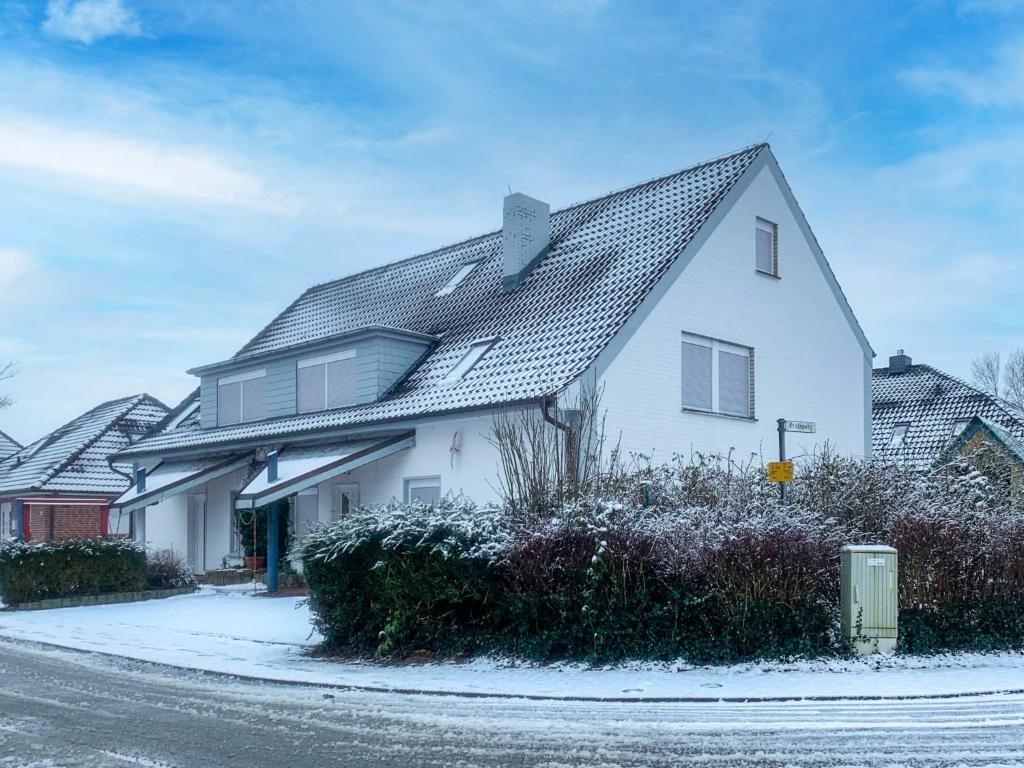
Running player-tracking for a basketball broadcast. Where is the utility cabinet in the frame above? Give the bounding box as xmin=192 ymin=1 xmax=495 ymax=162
xmin=840 ymin=545 xmax=898 ymax=654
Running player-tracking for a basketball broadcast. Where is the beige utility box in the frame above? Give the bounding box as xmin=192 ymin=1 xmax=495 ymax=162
xmin=840 ymin=545 xmax=898 ymax=654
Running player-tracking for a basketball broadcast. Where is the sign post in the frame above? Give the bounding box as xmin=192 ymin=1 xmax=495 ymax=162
xmin=769 ymin=419 xmax=816 ymax=503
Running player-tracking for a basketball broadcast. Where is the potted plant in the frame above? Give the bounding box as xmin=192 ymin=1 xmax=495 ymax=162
xmin=234 ymin=502 xmax=288 ymax=571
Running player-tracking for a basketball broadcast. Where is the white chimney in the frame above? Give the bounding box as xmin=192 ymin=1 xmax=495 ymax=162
xmin=502 ymin=192 xmax=550 ymax=291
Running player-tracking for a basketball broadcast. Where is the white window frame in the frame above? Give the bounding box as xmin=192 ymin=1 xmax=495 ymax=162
xmin=217 ymin=368 xmax=266 ymax=426
xmin=331 ymin=483 xmax=360 ymax=522
xmin=681 ymin=332 xmax=754 ymax=419
xmin=296 ymin=348 xmax=357 ymax=413
xmin=404 ymin=476 xmax=441 ymax=505
xmin=444 ymin=338 xmax=497 ymax=383
xmin=755 ymin=217 xmax=779 ymax=277
xmin=436 ymin=263 xmax=478 ymax=297
xmin=0 ymin=502 xmax=10 ymax=539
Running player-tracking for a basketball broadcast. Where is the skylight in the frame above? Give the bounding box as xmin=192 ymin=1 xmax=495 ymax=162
xmin=435 ymin=263 xmax=477 ymax=297
xmin=888 ymin=423 xmax=909 ymax=449
xmin=444 ymin=339 xmax=496 ymax=382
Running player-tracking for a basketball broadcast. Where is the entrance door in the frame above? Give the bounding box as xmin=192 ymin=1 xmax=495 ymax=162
xmin=293 ymin=488 xmax=320 ymax=538
xmin=186 ymin=494 xmax=206 ymax=573
xmin=331 ymin=483 xmax=359 ymax=521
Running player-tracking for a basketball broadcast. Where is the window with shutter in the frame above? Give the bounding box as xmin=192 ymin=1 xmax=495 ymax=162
xmin=297 ymin=349 xmax=357 ymax=413
xmin=681 ymin=332 xmax=754 ymax=418
xmin=217 ymin=369 xmax=266 ymax=426
xmin=681 ymin=340 xmax=713 ymax=411
xmin=756 ymin=217 xmax=778 ymax=276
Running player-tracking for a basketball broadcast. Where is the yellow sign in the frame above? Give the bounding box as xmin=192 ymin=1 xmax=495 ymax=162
xmin=767 ymin=460 xmax=794 ymax=483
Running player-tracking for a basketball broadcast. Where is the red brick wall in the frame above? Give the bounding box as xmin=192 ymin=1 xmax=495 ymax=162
xmin=28 ymin=504 xmax=107 ymax=541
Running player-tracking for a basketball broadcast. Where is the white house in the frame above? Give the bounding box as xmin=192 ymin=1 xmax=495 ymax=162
xmin=111 ymin=144 xmax=873 ymax=574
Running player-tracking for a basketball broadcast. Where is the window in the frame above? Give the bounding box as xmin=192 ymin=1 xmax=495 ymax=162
xmin=950 ymin=418 xmax=971 ymax=438
xmin=217 ymin=369 xmax=266 ymax=426
xmin=404 ymin=476 xmax=441 ymax=505
xmin=681 ymin=333 xmax=753 ymax=418
xmin=756 ymin=217 xmax=778 ymax=276
xmin=331 ymin=483 xmax=360 ymax=521
xmin=444 ymin=339 xmax=496 ymax=382
xmin=888 ymin=423 xmax=910 ymax=448
xmin=132 ymin=508 xmax=146 ymax=545
xmin=0 ymin=502 xmax=10 ymax=539
xmin=435 ymin=263 xmax=478 ymax=297
xmin=297 ymin=349 xmax=357 ymax=413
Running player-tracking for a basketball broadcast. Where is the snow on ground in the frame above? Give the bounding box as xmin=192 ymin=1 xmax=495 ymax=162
xmin=1 ymin=587 xmax=1023 ymax=701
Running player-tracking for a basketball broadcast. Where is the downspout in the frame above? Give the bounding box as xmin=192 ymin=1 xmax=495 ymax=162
xmin=541 ymin=395 xmax=578 ymax=487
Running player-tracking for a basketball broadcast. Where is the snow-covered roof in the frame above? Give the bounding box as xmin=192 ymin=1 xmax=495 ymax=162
xmin=0 ymin=395 xmax=170 ymax=497
xmin=0 ymin=429 xmax=20 ymax=461
xmin=122 ymin=143 xmax=862 ymax=460
xmin=872 ymin=361 xmax=1024 ymax=468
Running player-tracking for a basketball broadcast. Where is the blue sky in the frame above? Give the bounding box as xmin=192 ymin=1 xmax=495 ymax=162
xmin=0 ymin=0 xmax=1022 ymax=442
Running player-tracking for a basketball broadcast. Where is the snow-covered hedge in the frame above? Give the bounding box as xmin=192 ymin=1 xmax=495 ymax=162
xmin=0 ymin=537 xmax=147 ymax=605
xmin=299 ymin=452 xmax=1024 ymax=662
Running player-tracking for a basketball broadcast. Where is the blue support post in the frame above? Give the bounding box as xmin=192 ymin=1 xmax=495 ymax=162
xmin=14 ymin=498 xmax=24 ymax=540
xmin=266 ymin=504 xmax=279 ymax=594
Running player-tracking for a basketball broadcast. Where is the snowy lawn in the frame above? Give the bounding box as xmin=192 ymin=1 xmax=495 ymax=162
xmin=1 ymin=587 xmax=1023 ymax=701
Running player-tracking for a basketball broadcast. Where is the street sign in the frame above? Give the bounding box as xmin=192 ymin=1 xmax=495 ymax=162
xmin=782 ymin=420 xmax=816 ymax=434
xmin=767 ymin=460 xmax=794 ymax=483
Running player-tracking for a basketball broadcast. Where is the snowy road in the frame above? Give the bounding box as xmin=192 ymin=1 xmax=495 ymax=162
xmin=1 ymin=641 xmax=1024 ymax=767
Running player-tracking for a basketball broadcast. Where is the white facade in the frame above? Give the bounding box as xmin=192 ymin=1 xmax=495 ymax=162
xmin=595 ymin=164 xmax=870 ymax=465
xmin=133 ymin=158 xmax=870 ymax=574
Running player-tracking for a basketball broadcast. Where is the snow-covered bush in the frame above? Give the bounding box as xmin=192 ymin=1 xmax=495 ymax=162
xmin=298 ymin=498 xmax=510 ymax=654
xmin=301 ymin=452 xmax=1024 ymax=662
xmin=145 ymin=549 xmax=197 ymax=591
xmin=0 ymin=537 xmax=147 ymax=605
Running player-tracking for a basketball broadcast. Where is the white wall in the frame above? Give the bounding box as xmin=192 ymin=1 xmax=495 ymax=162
xmin=597 ymin=164 xmax=869 ymax=465
xmin=315 ymin=412 xmax=504 ymax=522
xmin=144 ymin=493 xmax=187 ymax=559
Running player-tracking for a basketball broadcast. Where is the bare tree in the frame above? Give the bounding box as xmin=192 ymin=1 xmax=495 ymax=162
xmin=971 ymin=352 xmax=1001 ymax=398
xmin=0 ymin=361 xmax=15 ymax=410
xmin=1003 ymin=349 xmax=1024 ymax=410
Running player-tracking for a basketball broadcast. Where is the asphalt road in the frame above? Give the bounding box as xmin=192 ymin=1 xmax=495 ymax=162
xmin=1 ymin=640 xmax=1024 ymax=767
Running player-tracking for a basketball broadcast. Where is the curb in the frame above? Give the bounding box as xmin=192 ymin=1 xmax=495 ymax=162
xmin=3 ymin=634 xmax=1024 ymax=704
xmin=2 ymin=587 xmax=197 ymax=612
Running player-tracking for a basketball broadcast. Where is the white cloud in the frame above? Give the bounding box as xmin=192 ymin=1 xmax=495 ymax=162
xmin=42 ymin=0 xmax=140 ymax=44
xmin=0 ymin=115 xmax=297 ymax=213
xmin=0 ymin=248 xmax=35 ymax=295
xmin=902 ymin=38 xmax=1024 ymax=107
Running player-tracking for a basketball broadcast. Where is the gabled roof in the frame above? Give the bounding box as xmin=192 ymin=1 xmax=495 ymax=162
xmin=935 ymin=415 xmax=1024 ymax=468
xmin=122 ymin=143 xmax=868 ymax=459
xmin=0 ymin=394 xmax=169 ymax=497
xmin=0 ymin=429 xmax=20 ymax=461
xmin=872 ymin=362 xmax=1024 ymax=468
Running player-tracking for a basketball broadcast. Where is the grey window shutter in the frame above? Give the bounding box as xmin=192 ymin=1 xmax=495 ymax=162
xmin=756 ymin=226 xmax=774 ymax=273
xmin=217 ymin=381 xmax=242 ymax=425
xmin=718 ymin=350 xmax=750 ymax=417
xmin=242 ymin=376 xmax=266 ymax=422
xmin=326 ymin=358 xmax=357 ymax=409
xmin=681 ymin=341 xmax=713 ymax=410
xmin=297 ymin=363 xmax=326 ymax=414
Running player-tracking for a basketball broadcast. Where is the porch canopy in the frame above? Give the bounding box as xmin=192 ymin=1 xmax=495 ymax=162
xmin=113 ymin=454 xmax=252 ymax=513
xmin=234 ymin=432 xmax=415 ymax=510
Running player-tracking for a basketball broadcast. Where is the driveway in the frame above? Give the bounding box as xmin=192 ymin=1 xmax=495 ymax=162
xmin=1 ymin=640 xmax=1023 ymax=767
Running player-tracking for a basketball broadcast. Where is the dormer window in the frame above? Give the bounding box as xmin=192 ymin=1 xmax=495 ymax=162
xmin=218 ymin=369 xmax=266 ymax=426
xmin=950 ymin=418 xmax=971 ymax=438
xmin=436 ymin=263 xmax=478 ymax=297
xmin=297 ymin=349 xmax=357 ymax=413
xmin=444 ymin=339 xmax=496 ymax=382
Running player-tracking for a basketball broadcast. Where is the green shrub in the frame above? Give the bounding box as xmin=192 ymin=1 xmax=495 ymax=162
xmin=0 ymin=538 xmax=147 ymax=605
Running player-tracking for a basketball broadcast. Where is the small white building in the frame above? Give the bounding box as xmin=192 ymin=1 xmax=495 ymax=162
xmin=112 ymin=144 xmax=873 ymax=573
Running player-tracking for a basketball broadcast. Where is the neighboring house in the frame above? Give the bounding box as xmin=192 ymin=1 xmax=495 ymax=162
xmin=0 ymin=430 xmax=21 ymax=461
xmin=873 ymin=350 xmax=1024 ymax=472
xmin=0 ymin=395 xmax=169 ymax=541
xmin=112 ymin=143 xmax=873 ymax=574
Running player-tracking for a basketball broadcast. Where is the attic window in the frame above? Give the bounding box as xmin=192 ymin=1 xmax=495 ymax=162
xmin=444 ymin=339 xmax=496 ymax=382
xmin=888 ymin=423 xmax=910 ymax=449
xmin=297 ymin=349 xmax=357 ymax=413
xmin=951 ymin=418 xmax=971 ymax=438
xmin=218 ymin=369 xmax=266 ymax=426
xmin=435 ymin=263 xmax=478 ymax=297
xmin=755 ymin=217 xmax=778 ymax=277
